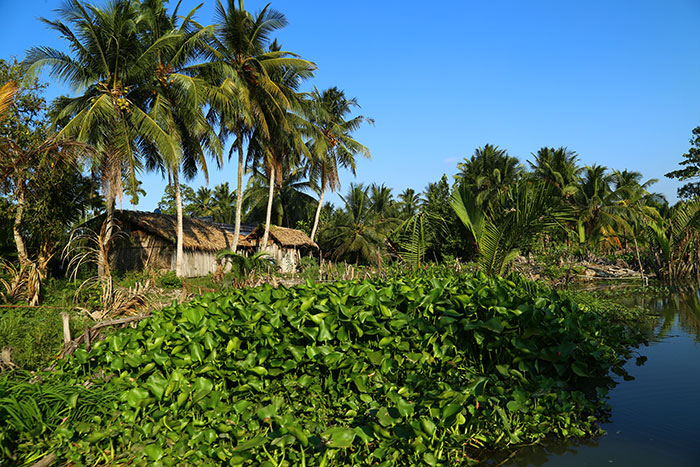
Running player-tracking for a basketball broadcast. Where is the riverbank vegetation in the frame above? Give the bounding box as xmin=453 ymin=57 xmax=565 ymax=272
xmin=1 ymin=272 xmax=645 ymax=466
xmin=1 ymin=0 xmax=700 ymax=465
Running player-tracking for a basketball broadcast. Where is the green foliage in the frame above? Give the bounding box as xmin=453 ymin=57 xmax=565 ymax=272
xmin=0 ymin=307 xmax=90 ymax=370
xmin=452 ymin=180 xmax=572 ymax=275
xmin=297 ymin=256 xmax=320 ymax=280
xmin=216 ymin=250 xmax=277 ymax=286
xmin=157 ymin=184 xmax=197 ymax=216
xmin=393 ymin=212 xmax=445 ymax=268
xmin=156 ymin=271 xmax=183 ymax=289
xmin=421 ymin=175 xmax=474 ymax=262
xmin=0 ymin=272 xmax=642 ymax=465
xmin=644 ymin=197 xmax=700 ymax=283
xmin=0 ymin=371 xmax=126 ymax=463
xmin=320 ymin=183 xmax=393 ymax=265
xmin=666 ymin=126 xmax=700 ymax=199
xmin=455 ymin=144 xmax=524 ymax=207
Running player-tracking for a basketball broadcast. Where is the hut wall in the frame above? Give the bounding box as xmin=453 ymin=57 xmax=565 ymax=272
xmin=113 ymin=230 xmax=172 ymax=272
xmin=170 ymin=250 xmax=220 ymax=278
xmin=260 ymin=244 xmax=299 ymax=273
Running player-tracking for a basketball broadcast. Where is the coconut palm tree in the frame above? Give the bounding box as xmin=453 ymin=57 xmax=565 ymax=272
xmin=612 ymin=169 xmax=662 ymax=278
xmin=324 ymin=183 xmax=387 ymax=265
xmin=528 ymin=147 xmax=582 ymax=197
xmin=306 ymin=87 xmax=371 ymax=242
xmin=455 ymin=144 xmax=523 ymax=207
xmin=190 ymin=186 xmax=215 ymax=217
xmin=397 ymin=188 xmax=423 ymax=219
xmin=574 ymin=164 xmax=623 ymax=248
xmin=136 ymin=0 xmax=222 ymax=277
xmin=211 ymin=182 xmax=237 ymax=224
xmin=204 ymin=0 xmax=315 ymax=252
xmin=243 ymin=163 xmax=315 ymax=228
xmin=245 ymin=41 xmax=313 ymax=247
xmin=25 ymin=0 xmax=180 ymax=275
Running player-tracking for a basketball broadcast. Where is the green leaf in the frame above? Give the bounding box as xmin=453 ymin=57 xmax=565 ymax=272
xmin=482 ymin=317 xmax=504 ymax=333
xmin=192 ymin=377 xmax=213 ymax=403
xmin=423 ymin=452 xmax=438 ymax=466
xmin=183 ymin=306 xmax=204 ymax=325
xmin=571 ymin=362 xmax=589 ymax=377
xmin=146 ymin=373 xmax=168 ymax=400
xmin=322 ymin=427 xmax=356 ymax=448
xmin=125 ymin=388 xmax=150 ymax=408
xmin=144 ymin=444 xmax=163 ymax=461
xmin=190 ymin=342 xmax=204 ymax=363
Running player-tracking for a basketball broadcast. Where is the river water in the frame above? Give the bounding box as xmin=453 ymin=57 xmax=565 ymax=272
xmin=505 ymin=289 xmax=700 ymax=467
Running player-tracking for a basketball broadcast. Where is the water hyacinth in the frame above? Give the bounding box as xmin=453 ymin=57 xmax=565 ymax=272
xmin=0 ymin=272 xmax=642 ymax=466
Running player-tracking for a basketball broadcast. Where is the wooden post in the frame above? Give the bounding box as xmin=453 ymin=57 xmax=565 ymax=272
xmin=84 ymin=326 xmax=91 ymax=351
xmin=61 ymin=312 xmax=71 ymax=344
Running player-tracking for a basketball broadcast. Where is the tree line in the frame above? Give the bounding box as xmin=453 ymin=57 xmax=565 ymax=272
xmin=1 ymin=0 xmax=700 ymax=289
xmin=0 ymin=0 xmax=370 ymax=281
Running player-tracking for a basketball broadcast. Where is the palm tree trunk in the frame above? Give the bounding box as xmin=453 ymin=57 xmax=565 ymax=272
xmin=310 ymin=181 xmax=325 ymax=242
xmin=262 ymin=164 xmax=275 ymax=248
xmin=232 ymin=133 xmax=244 ymax=252
xmin=98 ymin=160 xmax=118 ymax=279
xmin=174 ymin=171 xmax=185 ymax=277
xmin=12 ymin=182 xmax=30 ymax=269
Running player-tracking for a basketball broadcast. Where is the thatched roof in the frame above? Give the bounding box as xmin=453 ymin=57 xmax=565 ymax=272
xmin=115 ymin=210 xmax=253 ymax=251
xmin=247 ymin=225 xmax=318 ymax=249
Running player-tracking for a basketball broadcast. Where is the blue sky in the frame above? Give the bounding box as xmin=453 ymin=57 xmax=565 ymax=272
xmin=2 ymin=0 xmax=700 ymax=211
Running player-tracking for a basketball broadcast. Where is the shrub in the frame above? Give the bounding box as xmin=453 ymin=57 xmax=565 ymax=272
xmin=156 ymin=271 xmax=182 ymax=289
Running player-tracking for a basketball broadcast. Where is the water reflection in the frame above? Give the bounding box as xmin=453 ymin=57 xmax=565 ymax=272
xmin=504 ymin=288 xmax=700 ymax=467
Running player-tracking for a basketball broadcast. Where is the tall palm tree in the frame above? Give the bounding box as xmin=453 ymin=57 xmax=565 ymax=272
xmin=243 ymin=164 xmax=315 ymax=228
xmin=245 ymin=41 xmax=313 ymax=248
xmin=205 ymin=0 xmax=315 ymax=252
xmin=190 ymin=186 xmax=215 ymax=217
xmin=455 ymin=144 xmax=523 ymax=206
xmin=528 ymin=147 xmax=582 ymax=196
xmin=397 ymin=188 xmax=423 ymax=219
xmin=306 ymin=87 xmax=371 ymax=242
xmin=211 ymin=182 xmax=237 ymax=224
xmin=25 ymin=0 xmax=180 ymax=275
xmin=137 ymin=0 xmax=222 ymax=276
xmin=325 ymin=183 xmax=387 ymax=265
xmin=612 ymin=169 xmax=661 ymax=278
xmin=574 ymin=164 xmax=620 ymax=248
xmin=370 ymin=183 xmax=399 ymax=223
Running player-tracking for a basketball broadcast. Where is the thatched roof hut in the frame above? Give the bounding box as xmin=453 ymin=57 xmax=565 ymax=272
xmin=246 ymin=225 xmax=317 ymax=273
xmin=110 ymin=210 xmax=251 ymax=277
xmin=246 ymin=225 xmax=318 ymax=249
xmin=115 ymin=210 xmax=252 ymax=250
